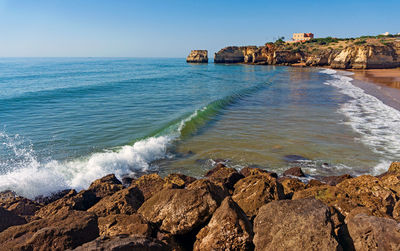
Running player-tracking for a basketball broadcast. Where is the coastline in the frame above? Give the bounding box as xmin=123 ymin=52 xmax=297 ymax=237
xmin=1 ymin=61 xmax=400 ymax=249
xmin=348 ymin=68 xmax=400 ymax=111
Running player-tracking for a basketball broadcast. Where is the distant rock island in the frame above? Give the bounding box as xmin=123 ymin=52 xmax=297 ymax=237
xmin=190 ymin=34 xmax=400 ymax=69
xmin=186 ymin=50 xmax=208 ymax=63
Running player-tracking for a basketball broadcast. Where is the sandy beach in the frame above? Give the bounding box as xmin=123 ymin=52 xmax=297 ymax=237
xmin=348 ymin=68 xmax=400 ymax=111
xmin=351 ymin=68 xmax=400 ymax=89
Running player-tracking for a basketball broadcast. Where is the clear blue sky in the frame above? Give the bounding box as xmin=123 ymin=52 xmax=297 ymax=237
xmin=0 ymin=0 xmax=399 ymax=57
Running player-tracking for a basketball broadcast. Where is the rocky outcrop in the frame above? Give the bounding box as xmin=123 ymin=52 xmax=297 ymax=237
xmin=214 ymin=46 xmax=246 ymax=63
xmin=214 ymin=40 xmax=400 ymax=69
xmin=3 ymin=163 xmax=400 ymax=250
xmin=186 ymin=50 xmax=208 ymax=63
xmin=253 ymin=198 xmax=341 ymax=251
xmin=193 ymin=197 xmax=253 ymax=251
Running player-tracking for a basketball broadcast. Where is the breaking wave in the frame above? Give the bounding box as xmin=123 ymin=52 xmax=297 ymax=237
xmin=321 ymin=69 xmax=400 ymax=174
xmin=0 ymin=84 xmax=268 ymax=199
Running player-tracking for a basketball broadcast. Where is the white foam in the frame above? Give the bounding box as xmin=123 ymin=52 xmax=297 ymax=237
xmin=0 ymin=131 xmax=173 ymax=198
xmin=321 ymin=69 xmax=400 ymax=174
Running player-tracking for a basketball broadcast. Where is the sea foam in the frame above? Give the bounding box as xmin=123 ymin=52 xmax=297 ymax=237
xmin=321 ymin=69 xmax=400 ymax=174
xmin=0 ymin=106 xmax=207 ymax=199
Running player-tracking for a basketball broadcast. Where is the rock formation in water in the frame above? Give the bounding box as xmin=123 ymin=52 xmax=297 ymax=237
xmin=186 ymin=50 xmax=208 ymax=63
xmin=213 ymin=37 xmax=400 ymax=69
xmin=1 ymin=162 xmax=400 ymax=250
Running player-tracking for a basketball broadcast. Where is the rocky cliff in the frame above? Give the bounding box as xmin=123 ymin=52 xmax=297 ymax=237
xmin=186 ymin=50 xmax=208 ymax=63
xmin=214 ymin=38 xmax=400 ymax=69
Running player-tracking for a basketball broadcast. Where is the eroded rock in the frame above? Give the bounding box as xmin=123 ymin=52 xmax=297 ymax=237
xmin=186 ymin=50 xmax=208 ymax=63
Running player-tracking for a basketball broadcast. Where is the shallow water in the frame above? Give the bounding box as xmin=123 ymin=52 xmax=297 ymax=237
xmin=0 ymin=58 xmax=399 ymax=198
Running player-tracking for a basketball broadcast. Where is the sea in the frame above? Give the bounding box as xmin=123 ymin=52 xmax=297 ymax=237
xmin=1 ymin=58 xmax=399 ymax=199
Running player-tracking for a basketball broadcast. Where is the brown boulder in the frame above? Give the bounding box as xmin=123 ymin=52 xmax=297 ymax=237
xmin=164 ymin=173 xmax=196 ymax=189
xmin=306 ymin=179 xmax=325 ymax=188
xmin=98 ymin=213 xmax=151 ymax=237
xmin=35 ymin=189 xmax=75 ymax=205
xmin=278 ymin=177 xmax=306 ymax=199
xmin=205 ymin=164 xmax=244 ymax=191
xmin=0 ymin=207 xmax=26 ymax=232
xmin=293 ymin=185 xmax=359 ymax=217
xmin=87 ymin=174 xmax=123 ymax=198
xmin=232 ymin=174 xmax=284 ymax=218
xmin=194 ymin=197 xmax=253 ymax=251
xmin=73 ymin=236 xmax=170 ymax=251
xmin=88 ymin=186 xmax=143 ymax=217
xmin=321 ymin=174 xmax=353 ymax=186
xmin=240 ymin=166 xmax=277 ymax=178
xmin=337 ymin=175 xmax=396 ymax=217
xmin=130 ymin=173 xmax=166 ymax=201
xmin=294 ymin=175 xmax=397 ymax=218
xmin=283 ymin=166 xmax=305 ymax=177
xmin=0 ymin=191 xmax=42 ymax=217
xmin=388 ymin=161 xmax=400 ymax=172
xmin=0 ymin=209 xmax=98 ymax=250
xmin=186 ymin=179 xmax=228 ymax=202
xmin=36 ymin=189 xmax=98 ymax=218
xmin=347 ymin=214 xmax=400 ymax=251
xmin=253 ymin=198 xmax=341 ymax=251
xmin=138 ymin=185 xmax=222 ymax=235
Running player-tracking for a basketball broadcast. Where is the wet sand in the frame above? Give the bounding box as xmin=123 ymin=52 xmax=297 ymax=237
xmin=349 ymin=68 xmax=400 ymax=111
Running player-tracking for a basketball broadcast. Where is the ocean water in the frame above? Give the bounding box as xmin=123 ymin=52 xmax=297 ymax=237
xmin=0 ymin=58 xmax=399 ymax=198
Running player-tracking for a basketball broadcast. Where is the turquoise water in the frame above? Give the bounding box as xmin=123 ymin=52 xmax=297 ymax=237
xmin=1 ymin=58 xmax=399 ymax=198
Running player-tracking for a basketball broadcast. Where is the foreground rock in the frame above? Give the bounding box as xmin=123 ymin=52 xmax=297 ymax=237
xmin=194 ymin=197 xmax=254 ymax=251
xmin=347 ymin=214 xmax=400 ymax=251
xmin=138 ymin=182 xmax=223 ymax=235
xmin=205 ymin=164 xmax=244 ymax=192
xmin=232 ymin=174 xmax=284 ymax=218
xmin=88 ymin=186 xmax=143 ymax=217
xmin=0 ymin=191 xmax=41 ymax=220
xmin=0 ymin=209 xmax=98 ymax=250
xmin=98 ymin=213 xmax=151 ymax=237
xmin=73 ymin=236 xmax=170 ymax=251
xmin=253 ymin=198 xmax=341 ymax=251
xmin=186 ymin=50 xmax=208 ymax=63
xmin=0 ymin=207 xmax=26 ymax=232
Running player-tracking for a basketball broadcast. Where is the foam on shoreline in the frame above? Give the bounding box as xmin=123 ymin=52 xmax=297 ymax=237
xmin=321 ymin=69 xmax=400 ymax=174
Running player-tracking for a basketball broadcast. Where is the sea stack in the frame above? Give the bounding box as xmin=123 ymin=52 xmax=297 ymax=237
xmin=186 ymin=50 xmax=208 ymax=63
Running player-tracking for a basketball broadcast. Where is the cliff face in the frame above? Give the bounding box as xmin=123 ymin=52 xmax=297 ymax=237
xmin=187 ymin=50 xmax=208 ymax=63
xmin=330 ymin=44 xmax=399 ymax=69
xmin=214 ymin=41 xmax=400 ymax=69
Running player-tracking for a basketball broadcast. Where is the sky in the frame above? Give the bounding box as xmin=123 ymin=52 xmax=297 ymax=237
xmin=0 ymin=0 xmax=399 ymax=57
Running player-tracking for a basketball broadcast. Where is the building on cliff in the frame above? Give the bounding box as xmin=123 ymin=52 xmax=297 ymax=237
xmin=288 ymin=33 xmax=314 ymax=43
